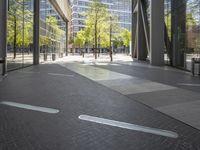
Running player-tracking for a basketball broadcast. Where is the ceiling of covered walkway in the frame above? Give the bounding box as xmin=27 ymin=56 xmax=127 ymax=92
xmin=49 ymin=0 xmax=71 ymax=22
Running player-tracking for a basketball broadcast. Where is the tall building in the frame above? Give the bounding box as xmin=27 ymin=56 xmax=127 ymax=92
xmin=70 ymin=0 xmax=131 ymax=37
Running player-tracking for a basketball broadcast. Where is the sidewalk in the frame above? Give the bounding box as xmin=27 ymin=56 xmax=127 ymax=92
xmin=0 ymin=55 xmax=200 ymax=149
xmin=57 ymin=54 xmax=200 ymax=130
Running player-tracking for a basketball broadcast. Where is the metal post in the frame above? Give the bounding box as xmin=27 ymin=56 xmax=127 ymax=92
xmin=0 ymin=0 xmax=8 ymax=75
xmin=33 ymin=0 xmax=40 ymax=65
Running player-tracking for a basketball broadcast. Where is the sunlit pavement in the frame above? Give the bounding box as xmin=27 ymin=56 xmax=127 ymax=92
xmin=0 ymin=54 xmax=200 ymax=149
xmin=57 ymin=53 xmax=133 ymax=64
xmin=56 ymin=54 xmax=200 ymax=130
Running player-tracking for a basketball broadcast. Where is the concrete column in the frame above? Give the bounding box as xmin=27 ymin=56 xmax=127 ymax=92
xmin=137 ymin=0 xmax=147 ymax=60
xmin=150 ymin=0 xmax=164 ymax=66
xmin=33 ymin=0 xmax=40 ymax=65
xmin=0 ymin=0 xmax=8 ymax=75
xmin=131 ymin=0 xmax=136 ymax=58
xmin=171 ymin=0 xmax=186 ymax=67
xmin=66 ymin=21 xmax=68 ymax=56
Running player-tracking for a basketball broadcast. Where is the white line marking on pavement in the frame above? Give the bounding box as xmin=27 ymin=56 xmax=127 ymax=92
xmin=0 ymin=101 xmax=59 ymax=114
xmin=48 ymin=73 xmax=74 ymax=77
xmin=178 ymin=83 xmax=200 ymax=87
xmin=79 ymin=115 xmax=178 ymax=138
xmin=19 ymin=71 xmax=40 ymax=74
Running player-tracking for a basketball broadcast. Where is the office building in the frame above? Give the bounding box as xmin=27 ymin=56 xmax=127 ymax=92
xmin=70 ymin=0 xmax=132 ymax=37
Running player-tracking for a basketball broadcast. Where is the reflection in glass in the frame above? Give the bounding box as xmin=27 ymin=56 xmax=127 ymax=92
xmin=7 ymin=0 xmax=33 ymax=71
xmin=39 ymin=0 xmax=66 ymax=62
xmin=165 ymin=0 xmax=200 ymax=70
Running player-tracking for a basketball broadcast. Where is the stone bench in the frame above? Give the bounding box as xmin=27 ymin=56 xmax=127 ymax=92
xmin=191 ymin=58 xmax=200 ymax=76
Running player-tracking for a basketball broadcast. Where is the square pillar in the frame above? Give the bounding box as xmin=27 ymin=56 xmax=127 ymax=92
xmin=137 ymin=0 xmax=148 ymax=60
xmin=131 ymin=0 xmax=137 ymax=58
xmin=0 ymin=0 xmax=8 ymax=75
xmin=33 ymin=0 xmax=40 ymax=65
xmin=150 ymin=0 xmax=164 ymax=66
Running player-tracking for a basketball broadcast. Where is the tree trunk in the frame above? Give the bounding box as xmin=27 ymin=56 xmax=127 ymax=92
xmin=13 ymin=16 xmax=17 ymax=59
xmin=94 ymin=21 xmax=97 ymax=59
xmin=110 ymin=19 xmax=113 ymax=62
xmin=98 ymin=29 xmax=101 ymax=57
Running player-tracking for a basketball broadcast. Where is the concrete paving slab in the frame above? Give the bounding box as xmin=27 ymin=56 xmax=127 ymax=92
xmin=60 ymin=63 xmax=132 ymax=81
xmin=127 ymin=89 xmax=200 ymax=108
xmin=1 ymin=62 xmax=200 ymax=149
xmin=157 ymin=101 xmax=200 ymax=130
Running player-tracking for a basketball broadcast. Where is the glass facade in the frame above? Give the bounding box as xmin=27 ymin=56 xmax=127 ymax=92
xmin=3 ymin=0 xmax=200 ymax=73
xmin=6 ymin=0 xmax=67 ymax=70
xmin=40 ymin=0 xmax=66 ymax=31
xmin=71 ymin=0 xmax=131 ymax=37
xmin=39 ymin=0 xmax=66 ymax=62
xmin=7 ymin=0 xmax=34 ymax=71
xmin=165 ymin=0 xmax=200 ymax=70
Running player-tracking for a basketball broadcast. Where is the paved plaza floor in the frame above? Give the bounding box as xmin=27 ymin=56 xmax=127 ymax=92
xmin=0 ymin=54 xmax=200 ymax=150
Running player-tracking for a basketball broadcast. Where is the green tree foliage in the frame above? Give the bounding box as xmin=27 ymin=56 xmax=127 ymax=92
xmin=74 ymin=30 xmax=86 ymax=47
xmin=46 ymin=16 xmax=58 ymax=26
xmin=40 ymin=36 xmax=49 ymax=47
xmin=69 ymin=36 xmax=74 ymax=45
xmin=121 ymin=28 xmax=131 ymax=48
xmin=186 ymin=13 xmax=197 ymax=28
xmin=46 ymin=16 xmax=65 ymax=40
xmin=165 ymin=12 xmax=197 ymax=38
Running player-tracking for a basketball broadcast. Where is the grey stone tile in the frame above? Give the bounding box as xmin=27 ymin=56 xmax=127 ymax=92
xmin=60 ymin=63 xmax=132 ymax=81
xmin=94 ymin=62 xmax=200 ymax=93
xmin=1 ymin=63 xmax=200 ymax=149
xmin=120 ymin=82 xmax=176 ymax=95
xmin=157 ymin=100 xmax=200 ymax=130
xmin=127 ymin=89 xmax=200 ymax=108
xmin=101 ymin=80 xmax=176 ymax=95
xmin=98 ymin=78 xmax=146 ymax=87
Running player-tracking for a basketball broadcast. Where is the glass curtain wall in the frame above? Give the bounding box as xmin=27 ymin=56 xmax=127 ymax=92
xmin=39 ymin=0 xmax=66 ymax=62
xmin=7 ymin=0 xmax=34 ymax=71
xmin=164 ymin=0 xmax=171 ymax=65
xmin=165 ymin=0 xmax=200 ymax=70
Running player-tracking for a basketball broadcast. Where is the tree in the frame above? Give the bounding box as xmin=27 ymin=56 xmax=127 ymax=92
xmin=74 ymin=0 xmax=126 ymax=61
xmin=74 ymin=30 xmax=86 ymax=48
xmin=108 ymin=15 xmax=121 ymax=61
xmin=121 ymin=28 xmax=131 ymax=48
xmin=7 ymin=0 xmax=24 ymax=59
xmin=84 ymin=0 xmax=109 ymax=59
xmin=74 ymin=30 xmax=87 ymax=57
